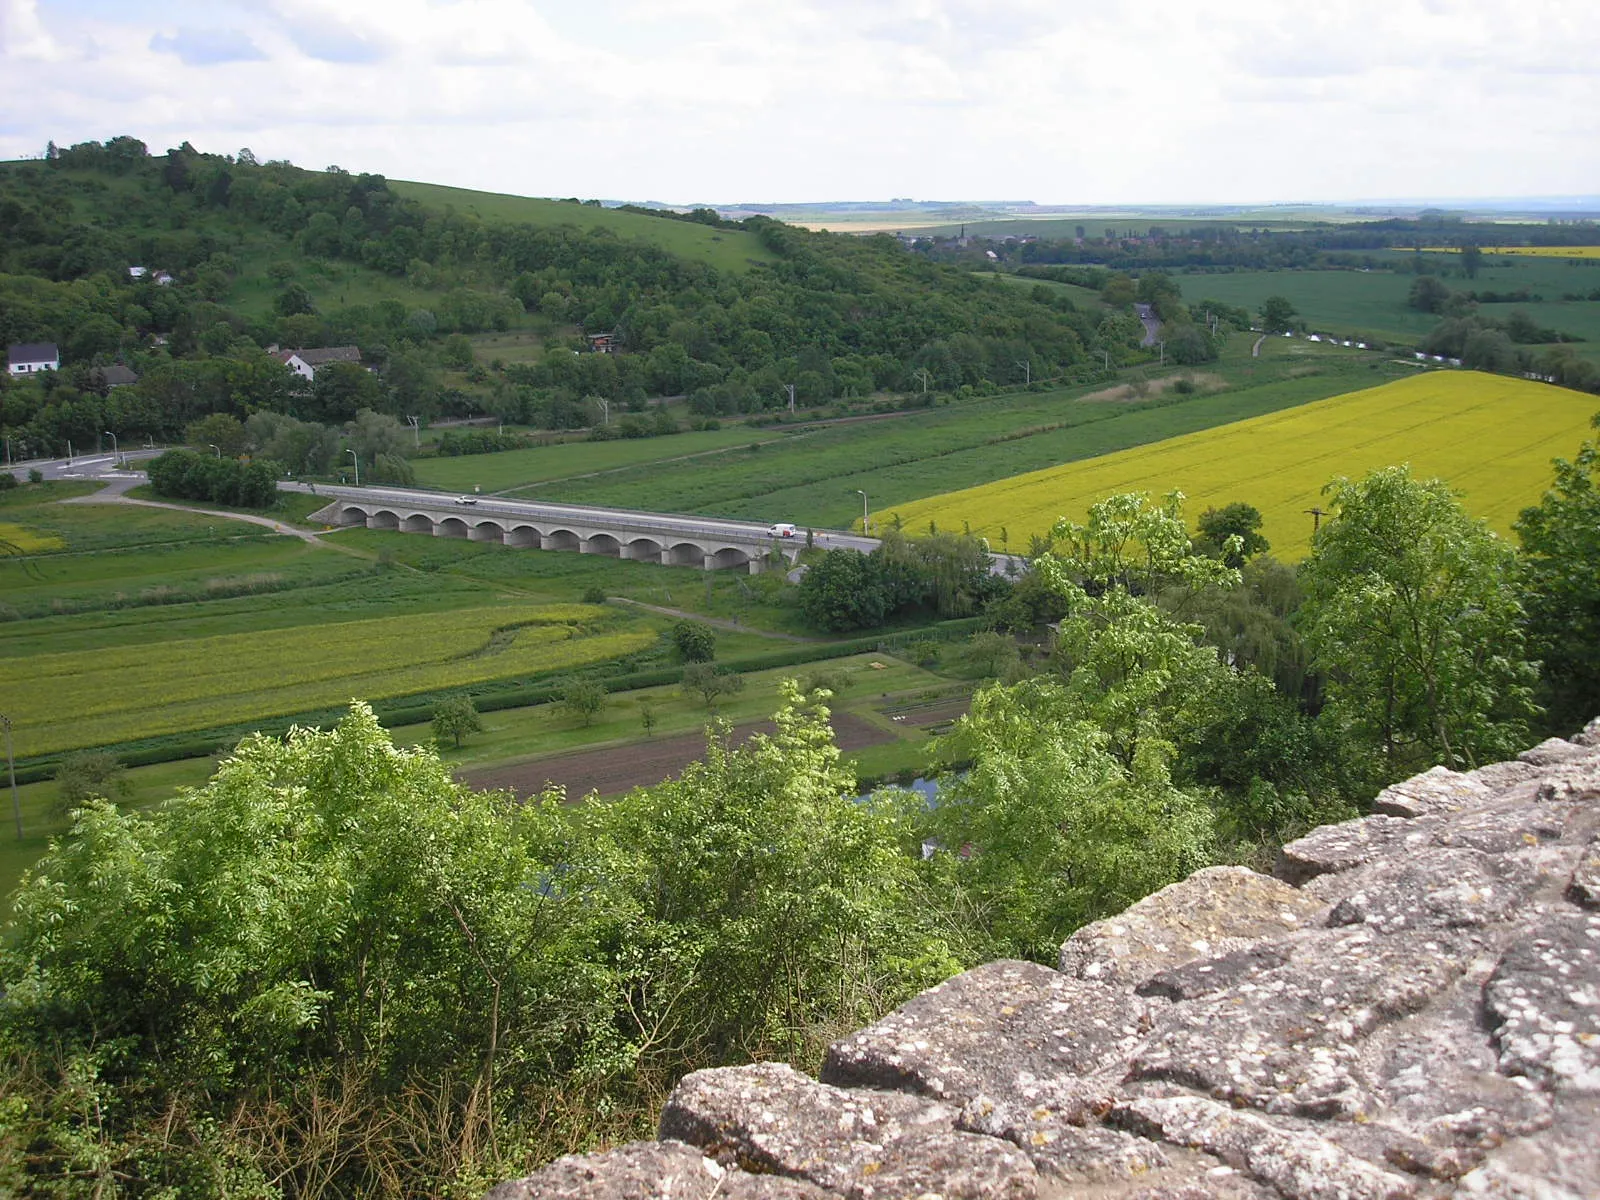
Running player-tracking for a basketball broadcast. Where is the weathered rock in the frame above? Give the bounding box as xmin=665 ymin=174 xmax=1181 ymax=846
xmin=485 ymin=1140 xmax=831 ymax=1200
xmin=1573 ymin=717 xmax=1600 ymax=748
xmin=1111 ymin=1095 xmax=1416 ymax=1200
xmin=658 ymin=1062 xmax=951 ymax=1191
xmin=1451 ymin=1103 xmax=1600 ymax=1199
xmin=1128 ymin=927 xmax=1484 ymax=1118
xmin=1568 ymin=833 xmax=1600 ymax=907
xmin=1518 ymin=737 xmax=1600 ymax=768
xmin=1309 ymin=846 xmax=1552 ymax=933
xmin=1058 ymin=865 xmax=1325 ymax=987
xmin=845 ymin=1130 xmax=1036 ymax=1200
xmin=821 ymin=960 xmax=1151 ymax=1104
xmin=1371 ymin=766 xmax=1494 ymax=819
xmin=958 ymin=1091 xmax=1169 ymax=1183
xmin=1483 ymin=907 xmax=1600 ymax=1093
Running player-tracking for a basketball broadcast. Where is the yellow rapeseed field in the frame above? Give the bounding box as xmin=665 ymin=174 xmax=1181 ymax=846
xmin=1 ymin=603 xmax=655 ymax=756
xmin=880 ymin=371 xmax=1598 ymax=563
xmin=1420 ymin=246 xmax=1600 ymax=260
xmin=0 ymin=522 xmax=64 ymax=554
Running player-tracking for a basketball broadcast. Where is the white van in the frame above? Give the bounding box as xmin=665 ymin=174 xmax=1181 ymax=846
xmin=767 ymin=522 xmax=797 ymax=538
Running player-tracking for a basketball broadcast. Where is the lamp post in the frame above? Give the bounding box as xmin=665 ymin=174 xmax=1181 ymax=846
xmin=346 ymin=448 xmax=360 ymax=487
xmin=854 ymin=489 xmax=869 ymax=535
xmin=2 ymin=714 xmax=18 ymax=840
xmin=105 ymin=430 xmax=120 ymax=467
xmin=208 ymin=443 xmax=221 ymax=458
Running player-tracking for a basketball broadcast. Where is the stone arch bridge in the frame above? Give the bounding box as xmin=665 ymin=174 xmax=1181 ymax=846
xmin=308 ymin=486 xmax=819 ymax=574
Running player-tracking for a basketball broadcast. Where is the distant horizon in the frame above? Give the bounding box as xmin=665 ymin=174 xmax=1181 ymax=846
xmin=4 ymin=2 xmax=1595 ymax=209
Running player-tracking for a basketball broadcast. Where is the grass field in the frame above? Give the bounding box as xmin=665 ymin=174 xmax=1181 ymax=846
xmin=1423 ymin=246 xmax=1600 ymax=260
xmin=510 ymin=343 xmax=1413 ymax=527
xmin=411 ymin=426 xmax=793 ymax=492
xmin=1 ymin=603 xmax=655 ymax=757
xmin=391 ymin=181 xmax=776 ymax=274
xmin=882 ymin=371 xmax=1599 ymax=560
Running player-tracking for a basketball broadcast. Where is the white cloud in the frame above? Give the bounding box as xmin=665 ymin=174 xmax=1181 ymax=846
xmin=1 ymin=0 xmax=1595 ymax=202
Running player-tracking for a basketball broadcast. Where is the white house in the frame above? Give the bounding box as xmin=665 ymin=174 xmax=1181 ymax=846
xmin=270 ymin=345 xmax=362 ymax=381
xmin=7 ymin=342 xmax=60 ymax=375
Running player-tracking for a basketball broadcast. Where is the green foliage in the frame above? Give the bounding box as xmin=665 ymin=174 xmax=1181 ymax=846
xmin=431 ymin=693 xmax=482 ymax=747
xmin=672 ymin=620 xmax=716 ymax=663
xmin=681 ymin=662 xmax=746 ymax=710
xmin=1300 ymin=466 xmax=1539 ymax=777
xmin=1194 ymin=502 xmax=1269 ymax=568
xmin=146 ymin=448 xmax=278 ymax=507
xmin=1260 ymin=294 xmax=1297 ymax=332
xmin=1515 ymin=414 xmax=1600 ymax=731
xmin=50 ymin=750 xmax=130 ymax=819
xmin=558 ymin=676 xmax=607 ymax=727
xmin=932 ymin=680 xmax=1215 ymax=960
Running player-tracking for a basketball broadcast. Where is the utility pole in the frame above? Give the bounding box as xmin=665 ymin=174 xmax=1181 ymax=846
xmin=1015 ymin=359 xmax=1030 ymax=385
xmin=784 ymin=383 xmax=796 ymax=414
xmin=3 ymin=714 xmax=18 ymax=840
xmin=346 ymin=448 xmax=360 ymax=487
xmin=1305 ymin=507 xmax=1326 ymax=534
xmin=406 ymin=415 xmax=421 ymax=448
xmin=854 ymin=488 xmax=869 ymax=534
xmin=1101 ymin=349 xmax=1110 ymax=372
xmin=912 ymin=368 xmax=932 ymax=395
xmin=1158 ymin=341 xmax=1165 ymax=367
xmin=597 ymin=398 xmax=610 ymax=426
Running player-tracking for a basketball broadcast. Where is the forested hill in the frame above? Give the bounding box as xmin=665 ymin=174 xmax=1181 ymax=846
xmin=0 ymin=137 xmax=1124 ymax=455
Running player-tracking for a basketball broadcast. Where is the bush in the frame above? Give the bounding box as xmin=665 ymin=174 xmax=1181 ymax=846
xmin=672 ymin=620 xmax=716 ymax=662
xmin=146 ymin=449 xmax=278 ymax=508
xmin=0 ymin=471 xmax=16 ymax=491
xmin=27 ymin=468 xmax=43 ymax=484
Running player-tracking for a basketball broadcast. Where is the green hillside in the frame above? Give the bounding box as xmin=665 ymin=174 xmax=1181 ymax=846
xmin=391 ymin=180 xmax=776 ymax=273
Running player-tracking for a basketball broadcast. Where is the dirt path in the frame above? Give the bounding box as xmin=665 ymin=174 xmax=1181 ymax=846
xmin=62 ymin=478 xmax=377 ymax=558
xmin=462 ymin=710 xmax=894 ymax=800
xmin=1252 ymin=334 xmax=1267 ymax=358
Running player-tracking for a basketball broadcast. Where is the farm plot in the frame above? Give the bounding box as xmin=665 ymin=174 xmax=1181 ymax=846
xmin=0 ymin=603 xmax=655 ymax=757
xmin=882 ymin=372 xmax=1599 ymax=561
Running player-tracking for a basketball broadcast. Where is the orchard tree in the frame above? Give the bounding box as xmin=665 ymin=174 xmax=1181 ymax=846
xmin=672 ymin=620 xmax=716 ymax=663
xmin=431 ymin=693 xmax=482 ymax=747
xmin=1299 ymin=466 xmax=1538 ymax=778
xmin=682 ymin=662 xmax=745 ymax=711
xmin=559 ymin=677 xmax=607 ymax=727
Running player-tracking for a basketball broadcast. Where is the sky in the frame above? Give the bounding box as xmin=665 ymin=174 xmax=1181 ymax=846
xmin=1 ymin=0 xmax=1596 ymax=206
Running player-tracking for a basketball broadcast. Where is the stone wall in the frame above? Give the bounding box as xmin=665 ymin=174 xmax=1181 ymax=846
xmin=487 ymin=722 xmax=1600 ymax=1200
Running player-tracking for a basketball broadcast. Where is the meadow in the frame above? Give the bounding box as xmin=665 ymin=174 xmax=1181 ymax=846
xmin=1 ymin=603 xmax=654 ymax=757
xmin=511 ymin=341 xmax=1412 ymax=527
xmin=389 ymin=181 xmax=777 ymax=274
xmin=882 ymin=371 xmax=1599 ymax=560
xmin=411 ymin=425 xmax=793 ymax=493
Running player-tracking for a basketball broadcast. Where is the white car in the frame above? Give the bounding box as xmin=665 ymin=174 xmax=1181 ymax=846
xmin=767 ymin=522 xmax=797 ymax=538
xmin=455 ymin=495 xmax=479 ymax=505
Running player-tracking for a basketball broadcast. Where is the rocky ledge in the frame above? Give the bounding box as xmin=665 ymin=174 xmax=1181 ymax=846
xmin=488 ymin=722 xmax=1600 ymax=1200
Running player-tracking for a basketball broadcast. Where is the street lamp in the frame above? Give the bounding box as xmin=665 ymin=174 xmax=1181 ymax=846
xmin=105 ymin=430 xmax=120 ymax=466
xmin=208 ymin=443 xmax=221 ymax=458
xmin=854 ymin=489 xmax=869 ymax=535
xmin=346 ymin=448 xmax=360 ymax=487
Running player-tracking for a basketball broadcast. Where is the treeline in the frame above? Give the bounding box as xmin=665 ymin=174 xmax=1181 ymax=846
xmin=144 ymin=448 xmax=278 ymax=506
xmin=4 ymin=422 xmax=1600 ymax=1193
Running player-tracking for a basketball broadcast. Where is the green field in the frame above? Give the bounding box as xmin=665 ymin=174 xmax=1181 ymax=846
xmin=508 ymin=342 xmax=1412 ymax=527
xmin=390 ymin=181 xmax=777 ymax=274
xmin=411 ymin=426 xmax=793 ymax=493
xmin=1182 ymin=253 xmax=1600 ymax=364
xmin=886 ymin=371 xmax=1599 ymax=560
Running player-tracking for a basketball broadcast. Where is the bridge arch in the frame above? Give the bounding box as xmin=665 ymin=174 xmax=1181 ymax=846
xmin=666 ymin=541 xmax=708 ymax=567
xmin=709 ymin=546 xmax=752 ymax=571
xmin=367 ymin=509 xmax=399 ymax=531
xmin=436 ymin=517 xmax=470 ymax=539
xmin=401 ymin=513 xmax=434 ymax=533
xmin=507 ymin=524 xmax=541 ymax=548
xmin=543 ymin=528 xmax=582 ymax=552
xmin=584 ymin=532 xmax=622 ymax=558
xmin=338 ymin=504 xmax=370 ymax=527
xmin=622 ymin=537 xmax=663 ymax=564
xmin=469 ymin=521 xmax=505 ymax=544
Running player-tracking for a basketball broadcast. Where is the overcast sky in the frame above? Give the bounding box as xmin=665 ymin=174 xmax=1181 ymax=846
xmin=2 ymin=0 xmax=1596 ymax=206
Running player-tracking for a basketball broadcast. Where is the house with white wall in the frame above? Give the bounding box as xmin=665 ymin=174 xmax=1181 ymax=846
xmin=7 ymin=343 xmax=60 ymax=375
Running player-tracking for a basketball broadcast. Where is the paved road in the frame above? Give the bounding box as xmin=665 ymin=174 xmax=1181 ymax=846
xmin=5 ymin=448 xmax=161 ymax=481
xmin=293 ymin=482 xmax=885 ymax=554
xmin=1134 ymin=302 xmax=1162 ymax=348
